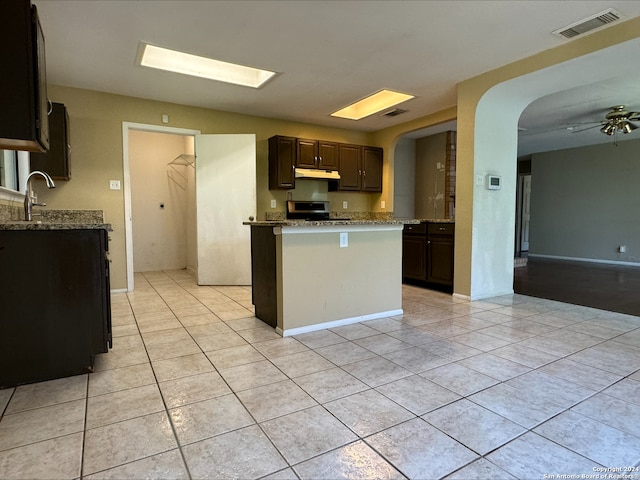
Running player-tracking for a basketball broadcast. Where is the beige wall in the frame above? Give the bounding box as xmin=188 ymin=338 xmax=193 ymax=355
xmin=38 ymin=85 xmax=378 ymax=290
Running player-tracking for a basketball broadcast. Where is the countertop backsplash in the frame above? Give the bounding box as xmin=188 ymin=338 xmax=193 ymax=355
xmin=0 ymin=203 xmax=104 ymax=224
xmin=264 ymin=211 xmax=395 ymax=221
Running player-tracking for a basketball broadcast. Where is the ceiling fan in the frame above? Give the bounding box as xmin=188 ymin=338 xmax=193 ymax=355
xmin=569 ymin=105 xmax=640 ymax=136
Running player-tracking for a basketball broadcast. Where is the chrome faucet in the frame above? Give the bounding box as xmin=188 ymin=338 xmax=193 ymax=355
xmin=23 ymin=170 xmax=56 ymax=221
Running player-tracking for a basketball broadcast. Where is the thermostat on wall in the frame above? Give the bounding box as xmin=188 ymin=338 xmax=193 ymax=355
xmin=487 ymin=175 xmax=501 ymax=190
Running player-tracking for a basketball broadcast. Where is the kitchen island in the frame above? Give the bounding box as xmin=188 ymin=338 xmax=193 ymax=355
xmin=246 ymin=219 xmax=417 ymax=336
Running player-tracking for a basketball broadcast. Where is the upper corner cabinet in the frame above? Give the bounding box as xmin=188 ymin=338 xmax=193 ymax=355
xmin=29 ymin=103 xmax=71 ymax=180
xmin=0 ymin=0 xmax=50 ymax=152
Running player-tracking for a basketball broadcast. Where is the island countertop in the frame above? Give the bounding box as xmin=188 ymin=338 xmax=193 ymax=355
xmin=244 ymin=219 xmax=420 ymax=227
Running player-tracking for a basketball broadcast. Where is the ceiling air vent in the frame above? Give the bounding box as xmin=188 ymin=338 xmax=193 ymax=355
xmin=553 ymin=9 xmax=622 ymax=39
xmin=381 ymin=108 xmax=408 ymax=118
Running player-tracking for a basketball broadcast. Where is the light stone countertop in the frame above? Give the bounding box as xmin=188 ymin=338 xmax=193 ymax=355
xmin=244 ymin=219 xmax=420 ymax=227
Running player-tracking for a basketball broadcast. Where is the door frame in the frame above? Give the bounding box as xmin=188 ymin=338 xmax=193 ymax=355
xmin=122 ymin=122 xmax=201 ymax=292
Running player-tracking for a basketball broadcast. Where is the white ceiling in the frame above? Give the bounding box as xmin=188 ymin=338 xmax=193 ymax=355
xmin=36 ymin=1 xmax=640 ymax=155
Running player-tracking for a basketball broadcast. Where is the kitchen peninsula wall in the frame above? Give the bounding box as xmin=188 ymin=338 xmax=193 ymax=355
xmin=33 ymin=84 xmax=382 ymax=290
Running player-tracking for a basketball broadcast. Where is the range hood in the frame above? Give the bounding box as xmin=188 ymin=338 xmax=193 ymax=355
xmin=294 ymin=167 xmax=340 ymax=180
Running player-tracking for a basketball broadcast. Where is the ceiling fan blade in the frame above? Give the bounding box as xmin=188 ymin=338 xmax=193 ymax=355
xmin=570 ymin=124 xmax=604 ymax=133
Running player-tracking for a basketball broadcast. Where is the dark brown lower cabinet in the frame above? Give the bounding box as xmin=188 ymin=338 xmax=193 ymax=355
xmin=0 ymin=228 xmax=112 ymax=388
xmin=427 ymin=223 xmax=455 ymax=285
xmin=402 ymin=223 xmax=427 ymax=281
xmin=249 ymin=225 xmax=277 ymax=328
xmin=402 ymin=222 xmax=454 ymax=290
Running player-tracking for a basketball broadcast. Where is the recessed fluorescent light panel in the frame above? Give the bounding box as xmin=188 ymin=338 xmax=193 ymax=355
xmin=138 ymin=43 xmax=276 ymax=88
xmin=331 ymin=89 xmax=415 ymax=120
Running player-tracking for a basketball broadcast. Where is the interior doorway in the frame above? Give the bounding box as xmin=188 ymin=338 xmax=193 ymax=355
xmin=122 ymin=123 xmax=257 ymax=292
xmin=123 ymin=123 xmax=201 ymax=291
xmin=129 ymin=130 xmax=195 ymax=274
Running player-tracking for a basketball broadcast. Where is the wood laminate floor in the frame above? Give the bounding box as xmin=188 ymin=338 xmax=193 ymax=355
xmin=514 ymin=257 xmax=640 ymax=317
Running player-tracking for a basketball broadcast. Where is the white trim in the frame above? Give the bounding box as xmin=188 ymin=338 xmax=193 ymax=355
xmin=274 ymin=224 xmax=404 ymax=235
xmin=0 ymin=186 xmax=23 ymax=202
xmin=122 ymin=122 xmax=201 ymax=292
xmin=110 ymin=288 xmax=128 ymax=294
xmin=275 ymin=309 xmax=404 ymax=337
xmin=455 ymin=289 xmax=515 ymax=302
xmin=528 ymin=253 xmax=640 ymax=268
xmin=452 ymin=293 xmax=471 ymax=302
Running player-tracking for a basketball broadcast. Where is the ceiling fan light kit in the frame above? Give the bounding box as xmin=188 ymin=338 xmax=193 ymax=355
xmin=599 ymin=105 xmax=640 ymax=136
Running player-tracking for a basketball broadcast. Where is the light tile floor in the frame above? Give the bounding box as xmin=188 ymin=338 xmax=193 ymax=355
xmin=1 ymin=269 xmax=640 ymax=479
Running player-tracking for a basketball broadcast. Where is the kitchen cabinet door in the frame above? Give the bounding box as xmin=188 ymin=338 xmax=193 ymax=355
xmin=402 ymin=235 xmax=427 ymax=281
xmin=296 ymin=139 xmax=338 ymax=170
xmin=296 ymin=138 xmax=318 ymax=168
xmin=426 ymin=223 xmax=455 ymax=286
xmin=337 ymin=143 xmax=361 ymax=191
xmin=362 ymin=146 xmax=383 ymax=192
xmin=0 ymin=228 xmax=111 ymax=388
xmin=29 ymin=103 xmax=71 ymax=180
xmin=0 ymin=1 xmax=49 ymax=152
xmin=269 ymin=135 xmax=296 ymax=189
xmin=318 ymin=141 xmax=338 ymax=170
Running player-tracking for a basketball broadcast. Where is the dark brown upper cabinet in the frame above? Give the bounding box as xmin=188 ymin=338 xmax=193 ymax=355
xmin=361 ymin=146 xmax=383 ymax=192
xmin=296 ymin=139 xmax=338 ymax=170
xmin=30 ymin=103 xmax=71 ymax=180
xmin=336 ymin=144 xmax=361 ymax=191
xmin=269 ymin=135 xmax=296 ymax=189
xmin=336 ymin=144 xmax=383 ymax=193
xmin=269 ymin=135 xmax=383 ymax=192
xmin=0 ymin=1 xmax=49 ymax=152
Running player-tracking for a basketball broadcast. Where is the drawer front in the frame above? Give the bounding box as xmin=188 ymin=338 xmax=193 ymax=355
xmin=403 ymin=223 xmax=427 ymax=235
xmin=427 ymin=223 xmax=455 ymax=235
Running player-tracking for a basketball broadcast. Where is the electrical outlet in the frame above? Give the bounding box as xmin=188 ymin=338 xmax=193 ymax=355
xmin=270 ymin=199 xmax=277 ymax=208
xmin=381 ymin=200 xmax=386 ymax=209
xmin=342 ymin=201 xmax=348 ymax=209
xmin=340 ymin=232 xmax=348 ymax=248
xmin=109 ymin=180 xmax=121 ymax=190
xmin=475 ymin=174 xmax=484 ymax=186
xmin=619 ymin=245 xmax=627 ymax=253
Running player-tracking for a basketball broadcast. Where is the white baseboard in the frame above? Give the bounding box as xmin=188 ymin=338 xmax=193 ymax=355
xmin=277 ymin=309 xmax=404 ymax=337
xmin=528 ymin=253 xmax=640 ymax=267
xmin=110 ymin=288 xmax=128 ymax=294
xmin=453 ymin=289 xmax=515 ymax=302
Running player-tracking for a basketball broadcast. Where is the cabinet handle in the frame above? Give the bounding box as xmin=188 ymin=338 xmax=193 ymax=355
xmin=439 ymin=227 xmax=445 ymax=231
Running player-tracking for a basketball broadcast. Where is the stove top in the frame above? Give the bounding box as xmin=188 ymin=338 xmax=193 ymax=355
xmin=286 ymin=200 xmax=350 ymax=221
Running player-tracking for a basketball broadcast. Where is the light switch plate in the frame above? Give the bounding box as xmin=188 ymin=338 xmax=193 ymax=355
xmin=109 ymin=180 xmax=121 ymax=190
xmin=475 ymin=174 xmax=484 ymax=186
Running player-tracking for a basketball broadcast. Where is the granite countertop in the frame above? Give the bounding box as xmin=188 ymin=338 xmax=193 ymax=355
xmin=415 ymin=219 xmax=455 ymax=224
xmin=0 ymin=221 xmax=112 ymax=231
xmin=245 ymin=219 xmax=420 ymax=227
